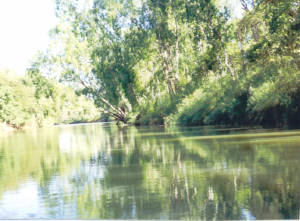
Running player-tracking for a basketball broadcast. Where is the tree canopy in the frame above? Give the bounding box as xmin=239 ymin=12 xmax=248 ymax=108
xmin=4 ymin=0 xmax=299 ymax=128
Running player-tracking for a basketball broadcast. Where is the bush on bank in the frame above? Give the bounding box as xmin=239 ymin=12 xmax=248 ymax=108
xmin=0 ymin=70 xmax=99 ymax=130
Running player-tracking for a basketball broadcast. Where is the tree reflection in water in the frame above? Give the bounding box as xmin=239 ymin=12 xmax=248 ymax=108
xmin=0 ymin=124 xmax=300 ymax=219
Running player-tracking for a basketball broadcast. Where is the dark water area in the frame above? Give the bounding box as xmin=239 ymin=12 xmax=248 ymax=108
xmin=0 ymin=123 xmax=300 ymax=219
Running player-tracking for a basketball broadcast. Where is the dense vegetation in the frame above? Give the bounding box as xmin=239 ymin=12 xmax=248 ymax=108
xmin=38 ymin=0 xmax=298 ymax=128
xmin=2 ymin=0 xmax=300 ymax=128
xmin=0 ymin=69 xmax=99 ymax=130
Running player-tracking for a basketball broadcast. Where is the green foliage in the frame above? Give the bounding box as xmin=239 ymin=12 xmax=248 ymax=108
xmin=29 ymin=0 xmax=300 ymax=127
xmin=167 ymin=0 xmax=300 ymax=128
xmin=45 ymin=0 xmax=232 ymax=123
xmin=0 ymin=70 xmax=99 ymax=130
xmin=168 ymin=74 xmax=249 ymax=126
xmin=136 ymin=93 xmax=176 ymax=125
xmin=0 ymin=72 xmax=38 ymax=128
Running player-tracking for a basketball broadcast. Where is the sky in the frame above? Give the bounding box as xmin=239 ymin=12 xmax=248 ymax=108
xmin=0 ymin=0 xmax=58 ymax=76
xmin=220 ymin=0 xmax=243 ymax=18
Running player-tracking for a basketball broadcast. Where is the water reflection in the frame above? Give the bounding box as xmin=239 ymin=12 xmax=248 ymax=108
xmin=0 ymin=124 xmax=300 ymax=219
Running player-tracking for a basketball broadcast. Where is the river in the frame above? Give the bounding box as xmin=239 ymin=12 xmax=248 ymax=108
xmin=0 ymin=123 xmax=300 ymax=219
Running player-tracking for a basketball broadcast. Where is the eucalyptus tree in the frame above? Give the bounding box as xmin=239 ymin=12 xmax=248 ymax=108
xmin=48 ymin=0 xmax=142 ymax=123
xmin=146 ymin=0 xmax=233 ymax=95
xmin=48 ymin=0 xmax=292 ymax=126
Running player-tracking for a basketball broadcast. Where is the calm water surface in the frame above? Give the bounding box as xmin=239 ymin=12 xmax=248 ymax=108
xmin=0 ymin=123 xmax=300 ymax=219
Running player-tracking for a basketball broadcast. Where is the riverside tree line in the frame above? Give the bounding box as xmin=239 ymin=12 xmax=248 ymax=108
xmin=1 ymin=0 xmax=300 ymax=128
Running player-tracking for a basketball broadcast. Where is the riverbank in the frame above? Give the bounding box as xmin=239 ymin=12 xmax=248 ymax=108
xmin=0 ymin=119 xmax=106 ymax=137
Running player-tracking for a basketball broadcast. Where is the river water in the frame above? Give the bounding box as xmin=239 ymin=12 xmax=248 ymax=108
xmin=0 ymin=123 xmax=300 ymax=219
